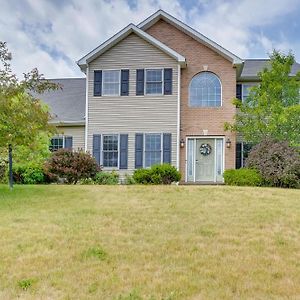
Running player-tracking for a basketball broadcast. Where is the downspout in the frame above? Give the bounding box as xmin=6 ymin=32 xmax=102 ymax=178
xmin=84 ymin=65 xmax=89 ymax=152
xmin=176 ymin=64 xmax=181 ymax=170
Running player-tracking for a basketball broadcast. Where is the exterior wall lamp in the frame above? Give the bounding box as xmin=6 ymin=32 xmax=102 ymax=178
xmin=180 ymin=138 xmax=185 ymax=148
xmin=226 ymin=138 xmax=232 ymax=148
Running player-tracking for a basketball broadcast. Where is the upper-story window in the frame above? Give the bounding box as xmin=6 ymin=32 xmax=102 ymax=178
xmin=242 ymin=83 xmax=258 ymax=102
xmin=102 ymin=70 xmax=120 ymax=96
xmin=145 ymin=69 xmax=163 ymax=95
xmin=189 ymin=72 xmax=221 ymax=107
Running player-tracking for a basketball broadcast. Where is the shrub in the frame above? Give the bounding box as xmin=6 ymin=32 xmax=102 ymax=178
xmin=124 ymin=174 xmax=136 ymax=185
xmin=133 ymin=164 xmax=181 ymax=184
xmin=223 ymin=168 xmax=263 ymax=186
xmin=12 ymin=163 xmax=45 ymax=184
xmin=45 ymin=149 xmax=100 ymax=184
xmin=246 ymin=139 xmax=300 ymax=188
xmin=0 ymin=158 xmax=6 ymax=183
xmin=94 ymin=171 xmax=119 ymax=185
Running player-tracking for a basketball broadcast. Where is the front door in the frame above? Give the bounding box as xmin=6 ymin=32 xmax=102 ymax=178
xmin=186 ymin=137 xmax=224 ymax=183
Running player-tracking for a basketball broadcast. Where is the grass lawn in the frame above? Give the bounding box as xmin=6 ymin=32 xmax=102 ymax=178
xmin=0 ymin=185 xmax=299 ymax=299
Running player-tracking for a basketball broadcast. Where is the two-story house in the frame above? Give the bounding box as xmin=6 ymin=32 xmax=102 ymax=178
xmin=41 ymin=10 xmax=300 ymax=183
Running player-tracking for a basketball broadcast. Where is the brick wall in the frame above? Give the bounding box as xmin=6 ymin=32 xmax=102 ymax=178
xmin=146 ymin=20 xmax=237 ymax=180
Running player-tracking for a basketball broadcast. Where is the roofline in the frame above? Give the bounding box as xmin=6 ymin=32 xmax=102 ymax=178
xmin=50 ymin=121 xmax=86 ymax=126
xmin=138 ymin=9 xmax=243 ymax=65
xmin=77 ymin=23 xmax=186 ymax=71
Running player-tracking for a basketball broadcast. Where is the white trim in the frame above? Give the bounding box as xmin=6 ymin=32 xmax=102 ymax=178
xmin=143 ymin=133 xmax=163 ymax=168
xmin=185 ymin=136 xmax=225 ymax=183
xmin=176 ymin=64 xmax=180 ymax=170
xmin=84 ymin=66 xmax=89 ymax=152
xmin=102 ymin=69 xmax=121 ymax=97
xmin=138 ymin=10 xmax=243 ymax=65
xmin=77 ymin=23 xmax=186 ymax=71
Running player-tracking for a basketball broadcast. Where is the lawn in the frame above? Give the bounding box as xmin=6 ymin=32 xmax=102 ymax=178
xmin=0 ymin=185 xmax=299 ymax=299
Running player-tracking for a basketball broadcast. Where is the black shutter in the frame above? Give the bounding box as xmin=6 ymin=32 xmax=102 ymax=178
xmin=163 ymin=133 xmax=171 ymax=164
xmin=236 ymin=142 xmax=242 ymax=169
xmin=136 ymin=69 xmax=144 ymax=95
xmin=236 ymin=84 xmax=242 ymax=100
xmin=93 ymin=134 xmax=101 ymax=165
xmin=119 ymin=134 xmax=128 ymax=169
xmin=64 ymin=136 xmax=73 ymax=150
xmin=164 ymin=68 xmax=172 ymax=95
xmin=94 ymin=70 xmax=102 ymax=96
xmin=135 ymin=133 xmax=143 ymax=169
xmin=121 ymin=70 xmax=129 ymax=96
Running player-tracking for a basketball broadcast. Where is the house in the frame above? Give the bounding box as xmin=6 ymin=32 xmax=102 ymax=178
xmin=41 ymin=10 xmax=300 ymax=183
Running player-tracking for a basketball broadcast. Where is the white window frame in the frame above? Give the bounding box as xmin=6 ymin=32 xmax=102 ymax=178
xmin=101 ymin=134 xmax=120 ymax=169
xmin=50 ymin=136 xmax=65 ymax=152
xmin=145 ymin=68 xmax=164 ymax=96
xmin=188 ymin=71 xmax=222 ymax=107
xmin=143 ymin=133 xmax=163 ymax=168
xmin=102 ymin=69 xmax=121 ymax=96
xmin=241 ymin=83 xmax=258 ymax=102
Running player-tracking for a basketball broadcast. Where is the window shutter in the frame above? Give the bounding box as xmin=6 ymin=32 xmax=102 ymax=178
xmin=136 ymin=69 xmax=144 ymax=95
xmin=93 ymin=134 xmax=101 ymax=165
xmin=163 ymin=133 xmax=171 ymax=164
xmin=119 ymin=134 xmax=128 ymax=169
xmin=164 ymin=68 xmax=172 ymax=95
xmin=236 ymin=84 xmax=242 ymax=100
xmin=236 ymin=142 xmax=242 ymax=169
xmin=64 ymin=136 xmax=73 ymax=149
xmin=94 ymin=70 xmax=102 ymax=96
xmin=135 ymin=133 xmax=144 ymax=168
xmin=121 ymin=70 xmax=129 ymax=96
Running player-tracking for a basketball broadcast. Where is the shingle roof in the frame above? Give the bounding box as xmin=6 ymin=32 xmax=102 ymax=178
xmin=240 ymin=59 xmax=300 ymax=80
xmin=36 ymin=78 xmax=86 ymax=125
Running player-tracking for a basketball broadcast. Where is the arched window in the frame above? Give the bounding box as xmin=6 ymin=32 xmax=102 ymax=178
xmin=189 ymin=72 xmax=222 ymax=107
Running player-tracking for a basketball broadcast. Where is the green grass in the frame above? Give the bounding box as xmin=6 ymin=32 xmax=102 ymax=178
xmin=0 ymin=185 xmax=299 ymax=299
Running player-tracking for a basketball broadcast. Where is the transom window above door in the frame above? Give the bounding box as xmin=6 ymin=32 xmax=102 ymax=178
xmin=102 ymin=70 xmax=120 ymax=96
xmin=189 ymin=71 xmax=222 ymax=107
xmin=145 ymin=69 xmax=163 ymax=95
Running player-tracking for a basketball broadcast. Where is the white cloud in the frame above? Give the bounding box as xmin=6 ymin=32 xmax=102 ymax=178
xmin=0 ymin=0 xmax=299 ymax=79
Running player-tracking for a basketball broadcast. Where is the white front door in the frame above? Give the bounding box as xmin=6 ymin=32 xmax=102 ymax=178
xmin=186 ymin=137 xmax=224 ymax=183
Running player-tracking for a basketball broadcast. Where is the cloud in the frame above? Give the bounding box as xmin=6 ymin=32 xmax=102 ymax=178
xmin=0 ymin=0 xmax=299 ymax=79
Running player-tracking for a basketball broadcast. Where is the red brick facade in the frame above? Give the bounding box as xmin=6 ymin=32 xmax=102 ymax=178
xmin=146 ymin=20 xmax=237 ymax=180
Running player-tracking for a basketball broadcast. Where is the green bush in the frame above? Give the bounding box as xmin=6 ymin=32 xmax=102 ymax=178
xmin=133 ymin=164 xmax=181 ymax=184
xmin=12 ymin=164 xmax=45 ymax=184
xmin=124 ymin=174 xmax=136 ymax=185
xmin=223 ymin=168 xmax=263 ymax=186
xmin=94 ymin=171 xmax=119 ymax=185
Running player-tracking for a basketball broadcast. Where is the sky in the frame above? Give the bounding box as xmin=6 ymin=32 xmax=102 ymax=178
xmin=1 ymin=0 xmax=300 ymax=79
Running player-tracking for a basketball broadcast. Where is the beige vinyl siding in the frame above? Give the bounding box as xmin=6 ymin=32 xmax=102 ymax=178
xmin=57 ymin=126 xmax=85 ymax=151
xmin=87 ymin=33 xmax=179 ymax=176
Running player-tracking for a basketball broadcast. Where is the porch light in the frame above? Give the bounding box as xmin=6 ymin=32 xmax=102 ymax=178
xmin=226 ymin=138 xmax=232 ymax=148
xmin=180 ymin=138 xmax=185 ymax=148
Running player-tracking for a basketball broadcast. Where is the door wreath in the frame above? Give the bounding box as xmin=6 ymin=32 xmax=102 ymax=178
xmin=199 ymin=143 xmax=212 ymax=156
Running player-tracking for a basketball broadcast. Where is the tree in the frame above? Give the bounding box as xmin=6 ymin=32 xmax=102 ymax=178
xmin=225 ymin=50 xmax=300 ymax=146
xmin=0 ymin=41 xmax=60 ymax=189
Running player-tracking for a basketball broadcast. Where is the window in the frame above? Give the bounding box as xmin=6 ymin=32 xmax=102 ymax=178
xmin=189 ymin=72 xmax=221 ymax=107
xmin=236 ymin=142 xmax=252 ymax=169
xmin=102 ymin=70 xmax=120 ymax=96
xmin=102 ymin=134 xmax=118 ymax=167
xmin=146 ymin=69 xmax=163 ymax=95
xmin=242 ymin=83 xmax=257 ymax=102
xmin=50 ymin=137 xmax=63 ymax=152
xmin=145 ymin=134 xmax=162 ymax=167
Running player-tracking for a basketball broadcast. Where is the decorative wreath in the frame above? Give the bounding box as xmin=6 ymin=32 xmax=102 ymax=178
xmin=199 ymin=143 xmax=212 ymax=156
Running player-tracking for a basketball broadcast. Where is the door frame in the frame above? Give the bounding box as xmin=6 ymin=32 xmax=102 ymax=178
xmin=185 ymin=136 xmax=225 ymax=183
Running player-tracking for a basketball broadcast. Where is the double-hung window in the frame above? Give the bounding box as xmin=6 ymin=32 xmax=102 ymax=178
xmin=102 ymin=134 xmax=119 ymax=167
xmin=145 ymin=69 xmax=163 ymax=95
xmin=242 ymin=83 xmax=257 ymax=102
xmin=102 ymin=70 xmax=120 ymax=96
xmin=50 ymin=137 xmax=63 ymax=152
xmin=144 ymin=134 xmax=162 ymax=167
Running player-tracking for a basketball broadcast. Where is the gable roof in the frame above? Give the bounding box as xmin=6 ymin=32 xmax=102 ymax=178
xmin=77 ymin=23 xmax=186 ymax=72
xmin=36 ymin=78 xmax=86 ymax=125
xmin=138 ymin=10 xmax=243 ymax=65
xmin=239 ymin=59 xmax=300 ymax=80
